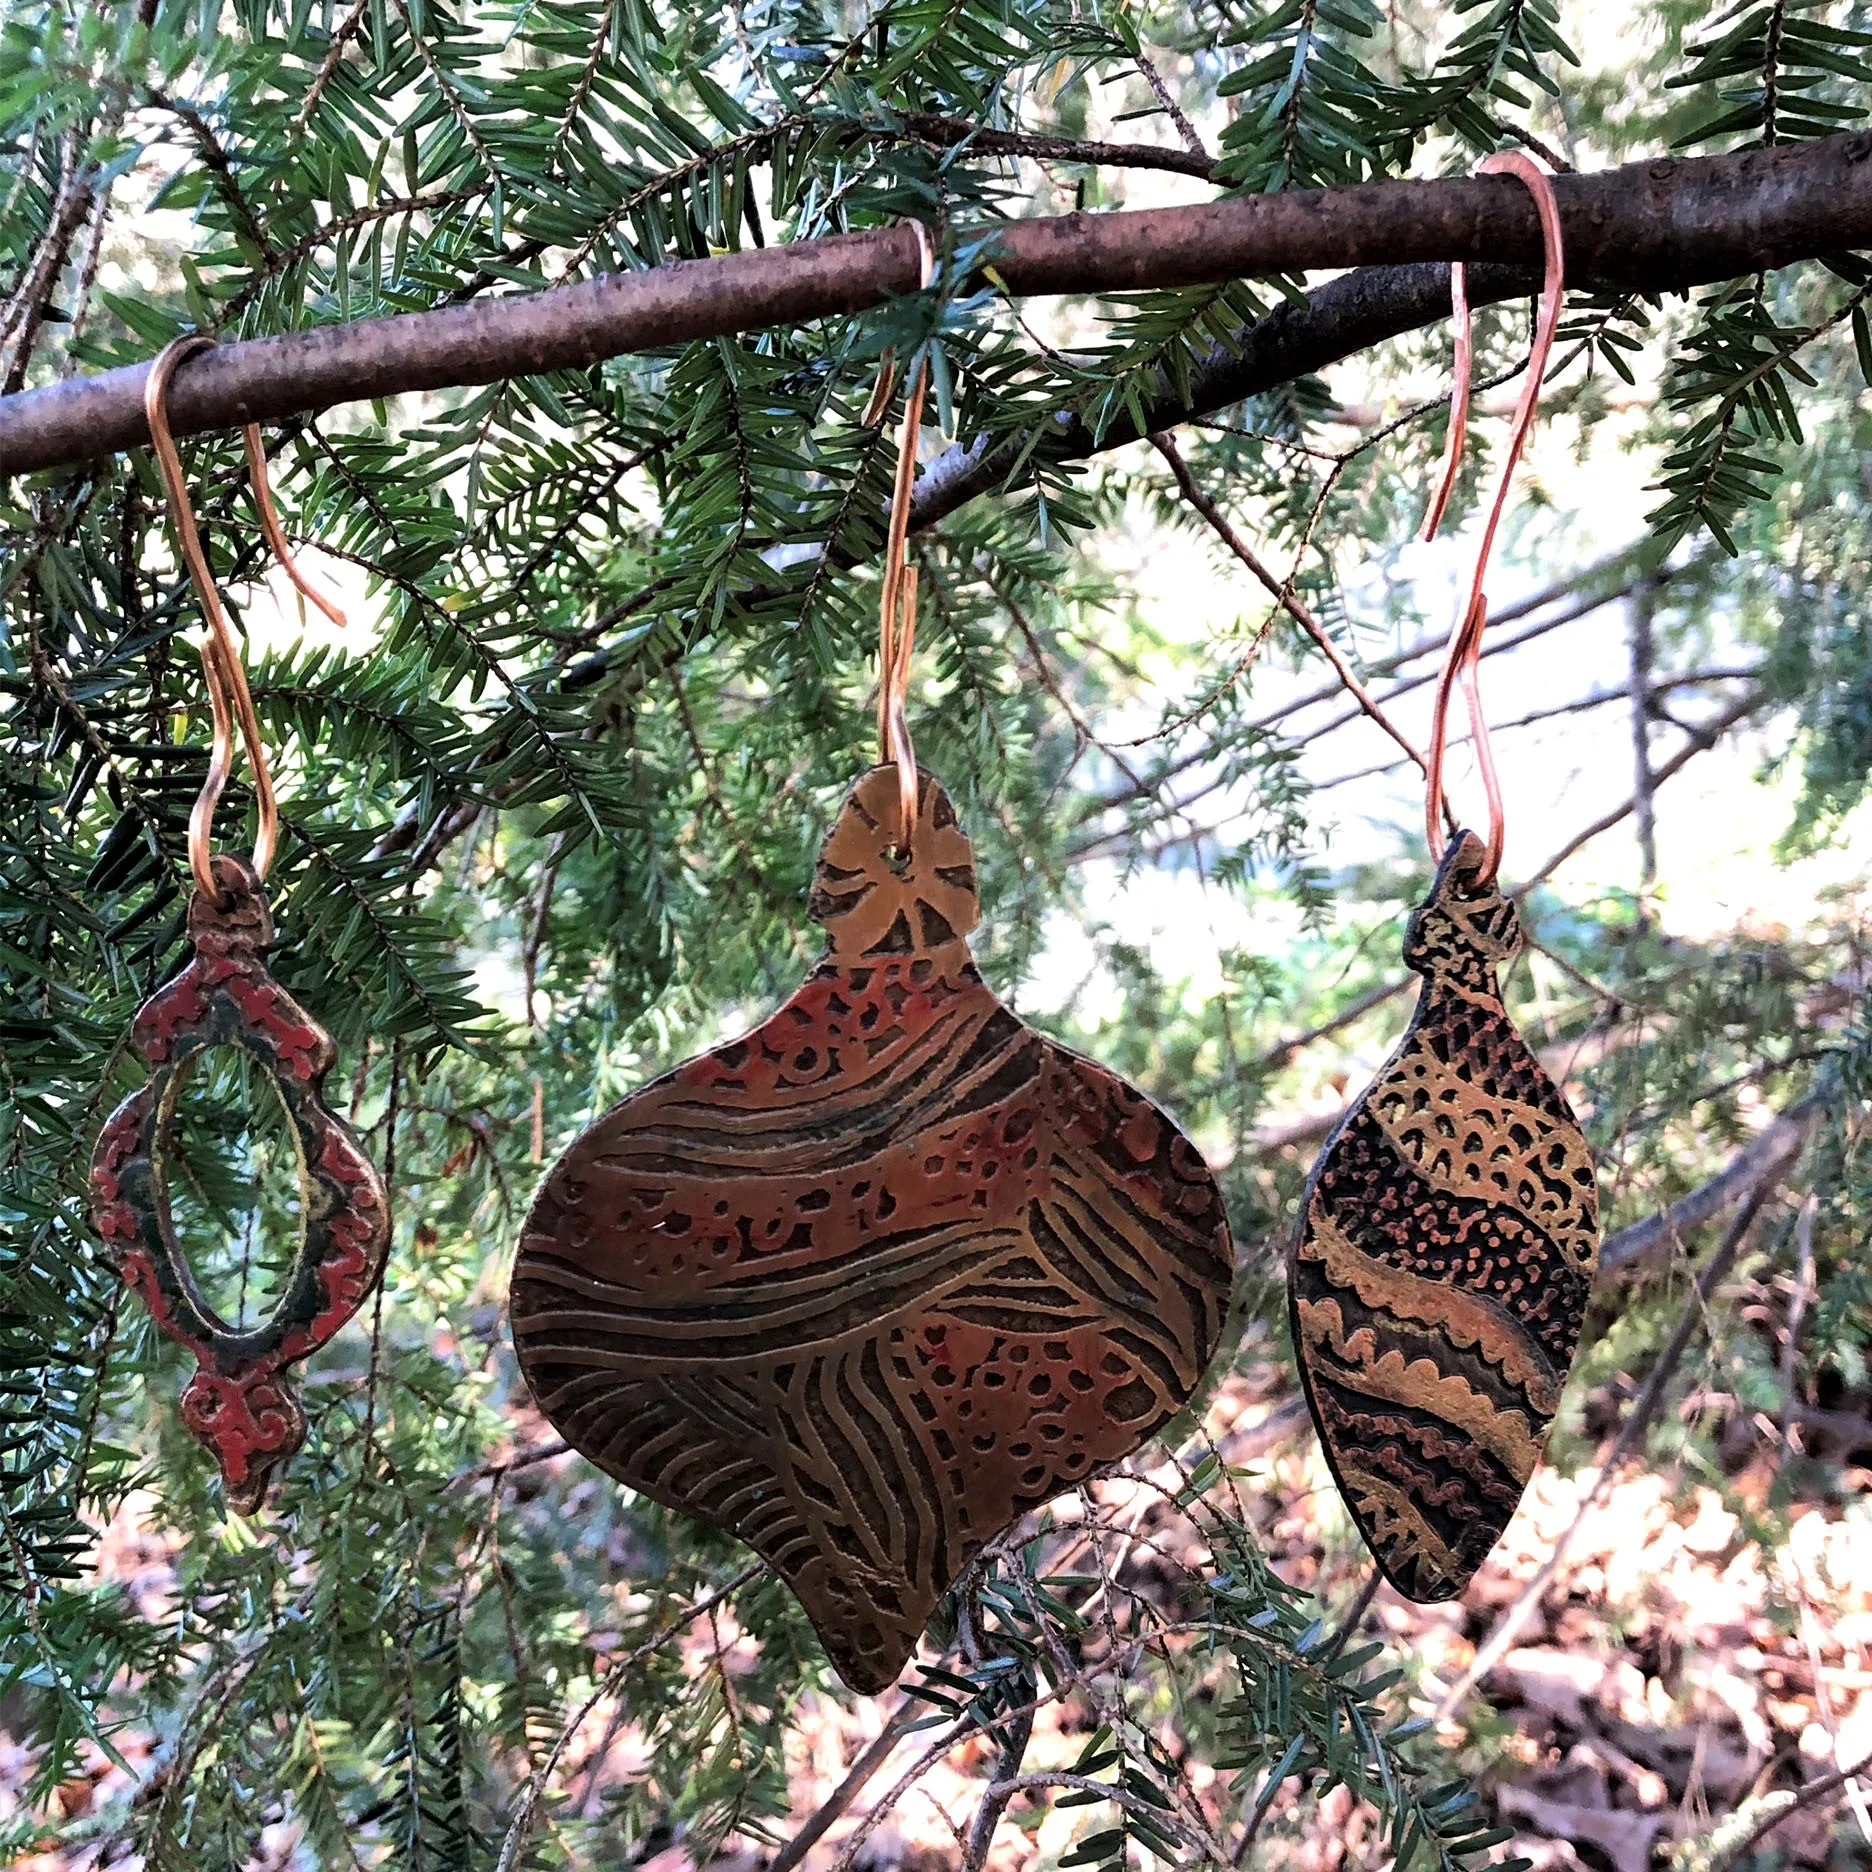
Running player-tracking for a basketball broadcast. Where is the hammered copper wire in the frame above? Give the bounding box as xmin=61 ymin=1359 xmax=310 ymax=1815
xmin=867 ymin=221 xmax=936 ymax=854
xmin=1420 ymin=152 xmax=1567 ymax=889
xmin=144 ymin=335 xmax=347 ymax=899
xmin=877 ymin=359 xmax=928 ymax=854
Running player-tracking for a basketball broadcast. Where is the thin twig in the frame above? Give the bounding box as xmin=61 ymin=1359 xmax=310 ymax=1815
xmin=1306 ymin=664 xmax=1760 ymax=797
xmin=1253 ymin=976 xmax=1411 ymax=1074
xmin=1512 ymin=688 xmax=1768 ymax=895
xmin=1779 ymin=1194 xmax=1818 ymax=1461
xmin=963 ymin=1702 xmax=1035 ymax=1872
xmin=896 ymin=109 xmax=1216 ymax=179
xmin=294 ymin=0 xmax=371 ymax=134
xmin=1001 ymin=584 xmax=1141 ymax=785
xmin=494 ymin=1562 xmax=768 ymax=1872
xmin=59 ymin=182 xmax=112 ymax=370
xmin=386 ymin=0 xmax=500 ymax=188
xmin=1 ymin=131 xmax=92 ymax=394
xmin=1708 ymin=1750 xmax=1872 ymax=1872
xmin=1130 ymin=51 xmax=1211 ymax=161
xmin=1082 ymin=559 xmax=1659 ymax=822
xmin=1320 ymin=1568 xmax=1383 ymax=1663
xmin=446 ymin=1439 xmax=571 ymax=1489
xmin=1628 ymin=586 xmax=1659 ymax=913
xmin=766 ymin=1699 xmax=926 ymax=1872
xmin=148 ymin=93 xmax=276 ymax=261
xmin=1601 ymin=1094 xmax=1820 ymax=1273
xmin=1148 ymin=433 xmax=1429 ymax=777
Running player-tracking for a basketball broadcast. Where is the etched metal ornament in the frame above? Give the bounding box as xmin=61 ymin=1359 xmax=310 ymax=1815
xmin=90 ymin=857 xmax=390 ymax=1512
xmin=1288 ymin=833 xmax=1599 ymax=1601
xmin=512 ymin=765 xmax=1234 ymax=1692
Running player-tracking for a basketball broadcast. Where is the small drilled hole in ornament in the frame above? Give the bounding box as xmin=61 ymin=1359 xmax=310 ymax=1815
xmin=154 ymin=1044 xmax=306 ymax=1335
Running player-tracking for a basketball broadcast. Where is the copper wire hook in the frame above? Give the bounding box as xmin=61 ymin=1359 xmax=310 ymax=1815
xmin=144 ymin=335 xmax=348 ymax=900
xmin=872 ymin=223 xmax=938 ymax=853
xmin=861 ymin=222 xmax=939 ymax=427
xmin=877 ymin=357 xmax=929 ymax=856
xmin=1419 ymin=151 xmax=1566 ymax=889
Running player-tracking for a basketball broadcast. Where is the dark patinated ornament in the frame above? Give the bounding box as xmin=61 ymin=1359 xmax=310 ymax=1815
xmin=511 ymin=766 xmax=1235 ymax=1694
xmin=89 ymin=857 xmax=390 ymax=1513
xmin=1289 ymin=833 xmax=1600 ymax=1601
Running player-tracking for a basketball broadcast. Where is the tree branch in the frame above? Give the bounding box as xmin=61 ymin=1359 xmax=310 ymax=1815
xmin=1253 ymin=977 xmax=1412 ymax=1075
xmin=894 ymin=110 xmax=1217 ymax=179
xmin=493 ymin=1562 xmax=767 ymax=1872
xmin=1512 ymin=688 xmax=1767 ymax=895
xmin=1148 ymin=431 xmax=1430 ymax=776
xmin=1309 ymin=664 xmax=1760 ymax=797
xmin=1600 ymin=1093 xmax=1821 ymax=1273
xmin=1 ymin=132 xmax=93 ymax=395
xmin=1078 ymin=557 xmax=1667 ymax=825
xmin=963 ymin=1702 xmax=1035 ymax=1872
xmin=767 ymin=1700 xmax=928 ymax=1872
xmin=7 ymin=134 xmax=1872 ymax=474
xmin=1709 ymin=1750 xmax=1872 ymax=1872
xmin=1629 ymin=587 xmax=1660 ymax=909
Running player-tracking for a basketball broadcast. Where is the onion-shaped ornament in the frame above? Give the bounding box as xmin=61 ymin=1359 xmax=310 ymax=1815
xmin=512 ymin=767 xmax=1233 ymax=1691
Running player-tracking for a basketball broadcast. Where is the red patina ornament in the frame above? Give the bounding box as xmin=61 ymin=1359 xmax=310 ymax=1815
xmin=89 ymin=856 xmax=390 ymax=1512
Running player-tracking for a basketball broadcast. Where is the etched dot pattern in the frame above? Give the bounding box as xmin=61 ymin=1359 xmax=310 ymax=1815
xmin=1289 ymin=840 xmax=1599 ymax=1603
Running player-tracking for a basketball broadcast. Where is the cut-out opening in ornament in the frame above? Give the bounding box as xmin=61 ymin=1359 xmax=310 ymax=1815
xmin=152 ymin=1043 xmax=307 ymax=1336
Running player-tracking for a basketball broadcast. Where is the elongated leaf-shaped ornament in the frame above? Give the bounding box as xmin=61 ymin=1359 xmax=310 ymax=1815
xmin=512 ymin=767 xmax=1234 ymax=1692
xmin=1289 ymin=835 xmax=1598 ymax=1600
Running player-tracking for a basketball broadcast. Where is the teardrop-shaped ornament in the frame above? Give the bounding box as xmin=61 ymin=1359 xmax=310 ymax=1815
xmin=89 ymin=857 xmax=390 ymax=1512
xmin=512 ymin=767 xmax=1234 ymax=1692
xmin=1289 ymin=834 xmax=1598 ymax=1600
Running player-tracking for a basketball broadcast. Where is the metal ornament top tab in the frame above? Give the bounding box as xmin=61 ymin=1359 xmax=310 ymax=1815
xmin=511 ymin=767 xmax=1234 ymax=1693
xmin=89 ymin=857 xmax=390 ymax=1513
xmin=1288 ymin=833 xmax=1599 ymax=1601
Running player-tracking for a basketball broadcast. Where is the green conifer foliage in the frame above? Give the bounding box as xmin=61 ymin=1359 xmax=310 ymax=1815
xmin=2 ymin=1 xmax=1871 ymax=1865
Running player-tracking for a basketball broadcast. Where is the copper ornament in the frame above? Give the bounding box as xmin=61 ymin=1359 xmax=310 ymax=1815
xmin=1287 ymin=835 xmax=1598 ymax=1600
xmin=90 ymin=858 xmax=391 ymax=1512
xmin=511 ymin=765 xmax=1234 ymax=1692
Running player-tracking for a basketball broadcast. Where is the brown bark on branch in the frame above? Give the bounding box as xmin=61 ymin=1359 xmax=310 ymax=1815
xmin=4 ymin=134 xmax=1872 ymax=475
xmin=893 ymin=111 xmax=1218 ymax=180
xmin=1148 ymin=430 xmax=1432 ymax=777
xmin=767 ymin=1699 xmax=927 ymax=1872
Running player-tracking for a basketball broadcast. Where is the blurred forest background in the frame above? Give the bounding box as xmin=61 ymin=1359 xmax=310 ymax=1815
xmin=4 ymin=0 xmax=1872 ymax=1867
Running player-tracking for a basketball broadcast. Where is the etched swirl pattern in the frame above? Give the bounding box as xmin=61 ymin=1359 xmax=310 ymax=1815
xmin=1289 ymin=837 xmax=1599 ymax=1601
xmin=511 ymin=767 xmax=1233 ymax=1692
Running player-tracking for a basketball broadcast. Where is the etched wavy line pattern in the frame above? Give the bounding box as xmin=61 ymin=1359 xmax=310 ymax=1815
xmin=511 ymin=767 xmax=1234 ymax=1692
xmin=1289 ymin=837 xmax=1599 ymax=1602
